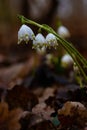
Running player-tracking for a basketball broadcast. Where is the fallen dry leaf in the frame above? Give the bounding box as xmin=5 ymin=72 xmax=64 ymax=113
xmin=39 ymin=87 xmax=56 ymax=103
xmin=58 ymin=101 xmax=86 ymax=116
xmin=5 ymin=85 xmax=38 ymax=110
xmin=0 ymin=55 xmax=36 ymax=89
xmin=32 ymin=102 xmax=55 ymax=121
xmin=0 ymin=102 xmax=24 ymax=130
xmin=20 ymin=112 xmax=57 ymax=130
xmin=28 ymin=120 xmax=57 ymax=130
xmin=58 ymin=101 xmax=87 ymax=128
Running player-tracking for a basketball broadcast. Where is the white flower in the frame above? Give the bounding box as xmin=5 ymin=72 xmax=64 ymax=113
xmin=57 ymin=26 xmax=70 ymax=38
xmin=46 ymin=33 xmax=58 ymax=48
xmin=61 ymin=54 xmax=73 ymax=68
xmin=33 ymin=33 xmax=46 ymax=49
xmin=18 ymin=24 xmax=35 ymax=44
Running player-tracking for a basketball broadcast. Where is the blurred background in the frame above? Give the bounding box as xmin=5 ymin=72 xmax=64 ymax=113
xmin=0 ymin=0 xmax=87 ymax=54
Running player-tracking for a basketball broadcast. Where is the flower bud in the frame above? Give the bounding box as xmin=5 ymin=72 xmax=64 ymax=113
xmin=57 ymin=26 xmax=70 ymax=38
xmin=73 ymin=63 xmax=79 ymax=72
xmin=61 ymin=54 xmax=73 ymax=68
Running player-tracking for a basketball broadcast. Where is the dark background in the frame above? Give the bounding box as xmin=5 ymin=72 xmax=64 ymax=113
xmin=0 ymin=0 xmax=87 ymax=55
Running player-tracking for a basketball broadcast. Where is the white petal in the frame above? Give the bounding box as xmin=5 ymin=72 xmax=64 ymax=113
xmin=33 ymin=33 xmax=46 ymax=48
xmin=46 ymin=33 xmax=56 ymax=40
xmin=61 ymin=54 xmax=73 ymax=67
xmin=57 ymin=26 xmax=70 ymax=38
xmin=18 ymin=24 xmax=35 ymax=44
xmin=46 ymin=33 xmax=58 ymax=47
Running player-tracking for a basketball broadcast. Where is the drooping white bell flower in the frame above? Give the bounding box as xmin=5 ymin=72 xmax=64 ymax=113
xmin=33 ymin=33 xmax=46 ymax=49
xmin=57 ymin=26 xmax=70 ymax=38
xmin=61 ymin=54 xmax=73 ymax=68
xmin=18 ymin=24 xmax=35 ymax=44
xmin=46 ymin=33 xmax=58 ymax=48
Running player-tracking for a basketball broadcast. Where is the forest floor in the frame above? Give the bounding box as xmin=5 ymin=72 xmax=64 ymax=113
xmin=0 ymin=44 xmax=87 ymax=130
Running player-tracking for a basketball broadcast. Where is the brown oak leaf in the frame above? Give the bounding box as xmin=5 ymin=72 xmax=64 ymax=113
xmin=32 ymin=102 xmax=55 ymax=121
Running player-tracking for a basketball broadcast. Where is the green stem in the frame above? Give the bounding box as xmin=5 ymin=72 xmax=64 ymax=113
xmin=56 ymin=37 xmax=87 ymax=81
xmin=55 ymin=34 xmax=87 ymax=67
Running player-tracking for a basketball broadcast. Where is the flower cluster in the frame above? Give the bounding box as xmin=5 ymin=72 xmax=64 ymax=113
xmin=18 ymin=24 xmax=58 ymax=50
